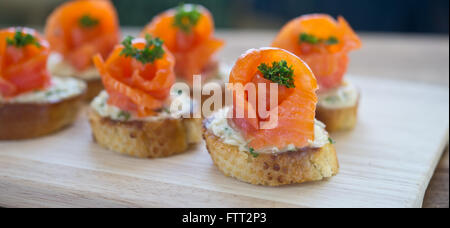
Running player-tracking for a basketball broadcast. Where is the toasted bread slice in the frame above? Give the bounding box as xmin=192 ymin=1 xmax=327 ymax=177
xmin=85 ymin=78 xmax=104 ymax=101
xmin=0 ymin=93 xmax=85 ymax=140
xmin=316 ymin=96 xmax=359 ymax=132
xmin=89 ymin=109 xmax=202 ymax=158
xmin=202 ymin=126 xmax=339 ymax=186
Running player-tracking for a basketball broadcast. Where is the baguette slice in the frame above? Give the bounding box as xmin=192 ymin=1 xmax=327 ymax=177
xmin=85 ymin=78 xmax=104 ymax=101
xmin=316 ymin=95 xmax=359 ymax=132
xmin=89 ymin=109 xmax=202 ymax=158
xmin=203 ymin=126 xmax=339 ymax=186
xmin=0 ymin=93 xmax=85 ymax=140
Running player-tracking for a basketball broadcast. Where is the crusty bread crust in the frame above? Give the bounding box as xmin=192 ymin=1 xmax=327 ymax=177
xmin=89 ymin=109 xmax=202 ymax=158
xmin=316 ymin=96 xmax=360 ymax=132
xmin=202 ymin=126 xmax=339 ymax=186
xmin=85 ymin=78 xmax=104 ymax=101
xmin=0 ymin=93 xmax=85 ymax=140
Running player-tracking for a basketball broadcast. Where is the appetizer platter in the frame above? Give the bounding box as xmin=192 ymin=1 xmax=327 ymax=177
xmin=0 ymin=72 xmax=447 ymax=207
xmin=0 ymin=1 xmax=448 ymax=208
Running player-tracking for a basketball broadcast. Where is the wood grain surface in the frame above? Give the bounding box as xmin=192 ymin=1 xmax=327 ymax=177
xmin=423 ymin=147 xmax=449 ymax=208
xmin=0 ymin=30 xmax=448 ymax=208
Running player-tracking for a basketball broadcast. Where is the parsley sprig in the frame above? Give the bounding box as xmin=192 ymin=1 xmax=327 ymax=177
xmin=118 ymin=110 xmax=131 ymax=121
xmin=257 ymin=60 xmax=296 ymax=88
xmin=173 ymin=3 xmax=202 ymax=33
xmin=249 ymin=147 xmax=259 ymax=158
xmin=325 ymin=36 xmax=339 ymax=45
xmin=119 ymin=34 xmax=165 ymax=64
xmin=299 ymin=33 xmax=319 ymax=44
xmin=79 ymin=14 xmax=99 ymax=28
xmin=6 ymin=30 xmax=41 ymax=48
xmin=299 ymin=33 xmax=339 ymax=45
xmin=328 ymin=137 xmax=336 ymax=144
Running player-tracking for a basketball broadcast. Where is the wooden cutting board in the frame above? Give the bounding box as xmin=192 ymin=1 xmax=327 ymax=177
xmin=0 ymin=75 xmax=448 ymax=208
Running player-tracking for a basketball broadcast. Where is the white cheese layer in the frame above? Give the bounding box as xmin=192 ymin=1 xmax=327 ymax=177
xmin=91 ymin=89 xmax=195 ymax=122
xmin=48 ymin=53 xmax=100 ymax=80
xmin=205 ymin=107 xmax=330 ymax=154
xmin=0 ymin=77 xmax=86 ymax=103
xmin=318 ymin=81 xmax=358 ymax=109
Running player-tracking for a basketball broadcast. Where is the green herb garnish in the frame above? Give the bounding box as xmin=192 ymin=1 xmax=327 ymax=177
xmin=325 ymin=36 xmax=339 ymax=45
xmin=118 ymin=111 xmax=131 ymax=121
xmin=162 ymin=107 xmax=170 ymax=113
xmin=119 ymin=34 xmax=165 ymax=64
xmin=6 ymin=30 xmax=41 ymax=48
xmin=299 ymin=33 xmax=319 ymax=44
xmin=173 ymin=3 xmax=202 ymax=33
xmin=79 ymin=14 xmax=99 ymax=28
xmin=249 ymin=147 xmax=259 ymax=158
xmin=45 ymin=89 xmax=64 ymax=97
xmin=257 ymin=60 xmax=295 ymax=88
xmin=299 ymin=33 xmax=339 ymax=45
xmin=328 ymin=137 xmax=336 ymax=144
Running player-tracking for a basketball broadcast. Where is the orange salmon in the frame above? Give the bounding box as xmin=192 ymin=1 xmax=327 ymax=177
xmin=0 ymin=27 xmax=51 ymax=97
xmin=45 ymin=0 xmax=120 ymax=72
xmin=93 ymin=36 xmax=175 ymax=117
xmin=229 ymin=48 xmax=318 ymax=150
xmin=272 ymin=14 xmax=361 ymax=92
xmin=141 ymin=4 xmax=224 ymax=84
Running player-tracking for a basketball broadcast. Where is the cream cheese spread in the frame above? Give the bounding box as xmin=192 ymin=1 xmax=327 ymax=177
xmin=0 ymin=77 xmax=86 ymax=103
xmin=91 ymin=89 xmax=195 ymax=122
xmin=318 ymin=81 xmax=358 ymax=109
xmin=205 ymin=106 xmax=330 ymax=154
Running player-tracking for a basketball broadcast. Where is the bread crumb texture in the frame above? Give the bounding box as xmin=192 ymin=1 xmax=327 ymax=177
xmin=316 ymin=98 xmax=359 ymax=132
xmin=203 ymin=126 xmax=339 ymax=186
xmin=89 ymin=109 xmax=202 ymax=158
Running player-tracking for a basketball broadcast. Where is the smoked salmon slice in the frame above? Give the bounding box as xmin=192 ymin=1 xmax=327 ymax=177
xmin=45 ymin=0 xmax=120 ymax=72
xmin=228 ymin=48 xmax=318 ymax=151
xmin=141 ymin=4 xmax=224 ymax=84
xmin=272 ymin=14 xmax=361 ymax=92
xmin=0 ymin=27 xmax=51 ymax=97
xmin=93 ymin=36 xmax=176 ymax=117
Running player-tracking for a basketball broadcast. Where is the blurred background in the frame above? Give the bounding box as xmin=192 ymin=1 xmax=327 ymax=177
xmin=0 ymin=0 xmax=448 ymax=33
xmin=0 ymin=0 xmax=448 ymax=85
